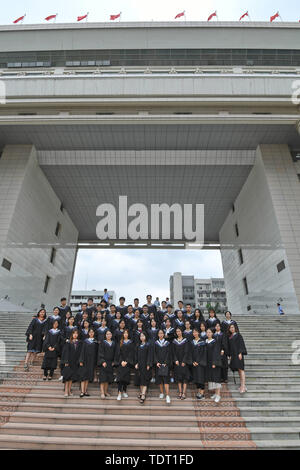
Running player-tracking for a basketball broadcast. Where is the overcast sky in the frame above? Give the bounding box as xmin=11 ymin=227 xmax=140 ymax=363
xmin=72 ymin=249 xmax=224 ymax=302
xmin=1 ymin=0 xmax=299 ymax=23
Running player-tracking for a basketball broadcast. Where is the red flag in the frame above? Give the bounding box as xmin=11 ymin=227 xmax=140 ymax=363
xmin=110 ymin=13 xmax=121 ymax=21
xmin=207 ymin=11 xmax=217 ymax=21
xmin=175 ymin=11 xmax=185 ymax=19
xmin=270 ymin=11 xmax=280 ymax=22
xmin=45 ymin=14 xmax=57 ymax=21
xmin=77 ymin=13 xmax=89 ymax=22
xmin=239 ymin=11 xmax=249 ymax=21
xmin=13 ymin=14 xmax=25 ymax=24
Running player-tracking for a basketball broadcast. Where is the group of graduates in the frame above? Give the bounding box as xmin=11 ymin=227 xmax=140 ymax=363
xmin=24 ymin=294 xmax=247 ymax=405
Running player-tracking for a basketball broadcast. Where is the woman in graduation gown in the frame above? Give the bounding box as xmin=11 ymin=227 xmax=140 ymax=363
xmin=92 ymin=311 xmax=103 ymax=332
xmin=174 ymin=311 xmax=185 ymax=331
xmin=115 ymin=329 xmax=135 ymax=401
xmin=172 ymin=327 xmax=190 ymax=400
xmin=134 ymin=331 xmax=152 ymax=404
xmin=79 ymin=320 xmax=90 ymax=341
xmin=97 ymin=330 xmax=117 ymax=399
xmin=213 ymin=322 xmax=229 ymax=383
xmin=205 ymin=308 xmax=220 ymax=331
xmin=154 ymin=329 xmax=172 ymax=404
xmin=228 ymin=323 xmax=247 ymax=394
xmin=147 ymin=318 xmax=159 ymax=345
xmin=206 ymin=328 xmax=222 ymax=403
xmin=192 ymin=309 xmax=205 ymax=331
xmin=221 ymin=311 xmax=239 ymax=334
xmin=114 ymin=319 xmax=127 ymax=344
xmin=79 ymin=328 xmax=98 ymax=397
xmin=95 ymin=318 xmax=110 ymax=343
xmin=61 ymin=329 xmax=83 ymax=397
xmin=41 ymin=319 xmax=62 ymax=381
xmin=191 ymin=328 xmax=207 ymax=400
xmin=24 ymin=308 xmax=47 ymax=371
xmin=132 ymin=319 xmax=144 ymax=345
xmin=44 ymin=307 xmax=62 ymax=333
xmin=163 ymin=318 xmax=175 ymax=343
xmin=199 ymin=322 xmax=207 ymax=341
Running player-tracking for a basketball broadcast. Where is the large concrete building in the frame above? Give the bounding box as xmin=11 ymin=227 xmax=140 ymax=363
xmin=0 ymin=21 xmax=300 ymax=314
xmin=170 ymin=272 xmax=227 ymax=313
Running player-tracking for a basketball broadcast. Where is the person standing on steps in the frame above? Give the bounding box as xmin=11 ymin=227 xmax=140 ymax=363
xmin=228 ymin=323 xmax=248 ymax=394
xmin=134 ymin=331 xmax=152 ymax=405
xmin=61 ymin=329 xmax=83 ymax=397
xmin=191 ymin=328 xmax=207 ymax=400
xmin=41 ymin=319 xmax=62 ymax=381
xmin=206 ymin=328 xmax=222 ymax=403
xmin=24 ymin=308 xmax=47 ymax=371
xmin=79 ymin=328 xmax=98 ymax=397
xmin=98 ymin=330 xmax=117 ymax=399
xmin=58 ymin=297 xmax=71 ymax=324
xmin=172 ymin=327 xmax=190 ymax=400
xmin=154 ymin=329 xmax=172 ymax=404
xmin=115 ymin=329 xmax=134 ymax=401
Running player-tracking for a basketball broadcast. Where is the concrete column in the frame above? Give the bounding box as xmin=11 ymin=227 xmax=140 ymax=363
xmin=219 ymin=144 xmax=300 ymax=315
xmin=0 ymin=145 xmax=78 ymax=311
xmin=172 ymin=272 xmax=183 ymax=308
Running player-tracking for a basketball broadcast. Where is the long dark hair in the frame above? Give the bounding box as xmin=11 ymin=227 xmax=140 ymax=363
xmin=120 ymin=329 xmax=130 ymax=347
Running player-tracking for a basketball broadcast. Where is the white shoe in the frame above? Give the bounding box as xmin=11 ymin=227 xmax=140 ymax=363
xmin=58 ymin=376 xmax=63 ymax=381
xmin=166 ymin=395 xmax=171 ymax=404
xmin=151 ymin=378 xmax=155 ymax=383
xmin=211 ymin=394 xmax=216 ymax=400
xmin=117 ymin=393 xmax=122 ymax=401
xmin=159 ymin=393 xmax=164 ymax=399
xmin=214 ymin=395 xmax=221 ymax=403
xmin=122 ymin=392 xmax=128 ymax=398
xmin=170 ymin=378 xmax=174 ymax=383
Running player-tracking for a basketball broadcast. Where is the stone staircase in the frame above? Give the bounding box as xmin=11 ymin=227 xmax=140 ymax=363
xmin=0 ymin=312 xmax=299 ymax=449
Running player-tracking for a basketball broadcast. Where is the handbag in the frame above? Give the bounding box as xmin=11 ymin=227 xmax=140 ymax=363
xmin=158 ymin=364 xmax=169 ymax=377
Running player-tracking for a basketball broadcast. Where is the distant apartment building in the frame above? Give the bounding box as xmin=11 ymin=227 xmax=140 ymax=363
xmin=70 ymin=290 xmax=116 ymax=311
xmin=170 ymin=272 xmax=227 ymax=314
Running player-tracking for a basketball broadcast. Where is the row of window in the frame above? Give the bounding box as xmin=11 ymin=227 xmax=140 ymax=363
xmin=1 ymin=48 xmax=300 ymax=68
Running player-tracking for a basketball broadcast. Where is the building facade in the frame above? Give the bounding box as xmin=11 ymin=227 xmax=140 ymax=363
xmin=170 ymin=272 xmax=227 ymax=314
xmin=0 ymin=22 xmax=300 ymax=314
xmin=70 ymin=290 xmax=116 ymax=311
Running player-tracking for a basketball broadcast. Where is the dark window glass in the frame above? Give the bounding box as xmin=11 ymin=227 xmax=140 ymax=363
xmin=44 ymin=275 xmax=51 ymax=293
xmin=238 ymin=249 xmax=244 ymax=265
xmin=1 ymin=258 xmax=12 ymax=271
xmin=243 ymin=277 xmax=249 ymax=295
xmin=277 ymin=260 xmax=286 ymax=273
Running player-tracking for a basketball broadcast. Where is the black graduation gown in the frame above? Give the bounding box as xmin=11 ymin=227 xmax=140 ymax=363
xmin=173 ymin=319 xmax=185 ymax=331
xmin=206 ymin=338 xmax=222 ymax=383
xmin=61 ymin=340 xmax=83 ymax=382
xmin=79 ymin=339 xmax=98 ymax=382
xmin=192 ymin=319 xmax=202 ymax=331
xmin=116 ymin=305 xmax=128 ymax=317
xmin=92 ymin=320 xmax=102 ymax=332
xmin=96 ymin=326 xmax=110 ymax=342
xmin=147 ymin=327 xmax=159 ymax=344
xmin=26 ymin=318 xmax=47 ymax=352
xmin=221 ymin=319 xmax=239 ymax=334
xmin=153 ymin=340 xmax=172 ymax=384
xmin=115 ymin=339 xmax=135 ymax=384
xmin=132 ymin=328 xmax=143 ymax=345
xmin=214 ymin=332 xmax=229 ymax=379
xmin=45 ymin=315 xmax=62 ymax=332
xmin=62 ymin=325 xmax=78 ymax=342
xmin=228 ymin=333 xmax=247 ymax=371
xmin=58 ymin=305 xmax=71 ymax=324
xmin=134 ymin=342 xmax=152 ymax=386
xmin=172 ymin=338 xmax=190 ymax=383
xmin=200 ymin=331 xmax=208 ymax=341
xmin=41 ymin=329 xmax=62 ymax=370
xmin=98 ymin=340 xmax=117 ymax=383
xmin=191 ymin=339 xmax=207 ymax=385
xmin=140 ymin=314 xmax=151 ymax=329
xmin=183 ymin=329 xmax=194 ymax=343
xmin=114 ymin=328 xmax=126 ymax=344
xmin=79 ymin=328 xmax=90 ymax=341
xmin=164 ymin=327 xmax=175 ymax=343
xmin=205 ymin=317 xmax=220 ymax=330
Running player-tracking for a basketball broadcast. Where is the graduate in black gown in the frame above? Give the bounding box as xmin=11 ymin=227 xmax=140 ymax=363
xmin=92 ymin=311 xmax=103 ymax=332
xmin=214 ymin=322 xmax=229 ymax=383
xmin=115 ymin=329 xmax=135 ymax=401
xmin=58 ymin=297 xmax=71 ymax=324
xmin=154 ymin=329 xmax=172 ymax=404
xmin=114 ymin=319 xmax=127 ymax=344
xmin=24 ymin=308 xmax=47 ymax=371
xmin=206 ymin=328 xmax=222 ymax=403
xmin=228 ymin=323 xmax=247 ymax=394
xmin=199 ymin=321 xmax=207 ymax=341
xmin=147 ymin=318 xmax=159 ymax=345
xmin=174 ymin=310 xmax=185 ymax=330
xmin=172 ymin=327 xmax=190 ymax=400
xmin=98 ymin=330 xmax=117 ymax=399
xmin=62 ymin=316 xmax=77 ymax=341
xmin=134 ymin=332 xmax=152 ymax=404
xmin=221 ymin=311 xmax=239 ymax=334
xmin=79 ymin=320 xmax=90 ymax=341
xmin=192 ymin=309 xmax=205 ymax=331
xmin=163 ymin=318 xmax=175 ymax=342
xmin=191 ymin=328 xmax=207 ymax=400
xmin=44 ymin=307 xmax=62 ymax=332
xmin=132 ymin=319 xmax=144 ymax=345
xmin=61 ymin=329 xmax=83 ymax=397
xmin=183 ymin=320 xmax=194 ymax=343
xmin=205 ymin=308 xmax=220 ymax=330
xmin=95 ymin=318 xmax=110 ymax=342
xmin=41 ymin=320 xmax=62 ymax=380
xmin=79 ymin=328 xmax=98 ymax=397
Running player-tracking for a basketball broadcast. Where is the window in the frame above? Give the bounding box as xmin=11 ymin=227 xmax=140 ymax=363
xmin=60 ymin=203 xmax=64 ymax=212
xmin=277 ymin=260 xmax=286 ymax=273
xmin=1 ymin=258 xmax=12 ymax=271
xmin=235 ymin=223 xmax=239 ymax=237
xmin=238 ymin=248 xmax=244 ymax=265
xmin=55 ymin=222 xmax=61 ymax=237
xmin=43 ymin=276 xmax=51 ymax=294
xmin=242 ymin=277 xmax=249 ymax=295
xmin=232 ymin=203 xmax=235 ymax=213
xmin=50 ymin=248 xmax=56 ymax=264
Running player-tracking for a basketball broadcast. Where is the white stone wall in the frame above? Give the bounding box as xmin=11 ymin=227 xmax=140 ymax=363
xmin=219 ymin=144 xmax=299 ymax=315
xmin=0 ymin=145 xmax=78 ymax=312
